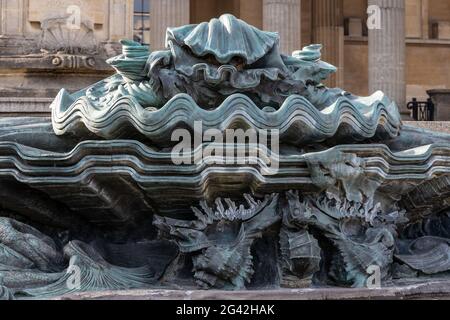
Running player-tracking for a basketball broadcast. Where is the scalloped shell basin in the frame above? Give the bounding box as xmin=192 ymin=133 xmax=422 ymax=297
xmin=51 ymin=89 xmax=402 ymax=146
xmin=50 ymin=13 xmax=402 ymax=146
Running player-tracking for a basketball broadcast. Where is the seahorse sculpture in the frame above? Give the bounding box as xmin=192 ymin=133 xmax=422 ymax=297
xmin=281 ymin=191 xmax=404 ymax=287
xmin=154 ymin=194 xmax=280 ymax=289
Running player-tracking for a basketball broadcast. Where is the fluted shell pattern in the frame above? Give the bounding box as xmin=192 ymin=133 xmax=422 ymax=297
xmin=21 ymin=240 xmax=177 ymax=298
xmin=166 ymin=14 xmax=279 ymax=65
xmin=395 ymin=237 xmax=450 ymax=274
xmin=51 ymin=90 xmax=401 ymax=146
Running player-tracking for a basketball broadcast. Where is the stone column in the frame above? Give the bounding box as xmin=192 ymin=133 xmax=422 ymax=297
xmin=368 ymin=0 xmax=406 ymax=116
xmin=312 ymin=0 xmax=345 ymax=88
xmin=108 ymin=0 xmax=134 ymax=42
xmin=263 ymin=0 xmax=302 ymax=55
xmin=150 ymin=0 xmax=190 ymax=51
xmin=0 ymin=0 xmax=24 ymax=36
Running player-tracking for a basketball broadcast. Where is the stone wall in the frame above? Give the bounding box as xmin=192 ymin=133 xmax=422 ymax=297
xmin=404 ymin=121 xmax=450 ymax=133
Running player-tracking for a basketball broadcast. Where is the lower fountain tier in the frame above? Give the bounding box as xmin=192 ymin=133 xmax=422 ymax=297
xmin=0 ymin=138 xmax=449 ymax=228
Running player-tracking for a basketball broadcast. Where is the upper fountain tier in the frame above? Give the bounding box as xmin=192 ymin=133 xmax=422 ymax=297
xmin=51 ymin=14 xmax=401 ymax=145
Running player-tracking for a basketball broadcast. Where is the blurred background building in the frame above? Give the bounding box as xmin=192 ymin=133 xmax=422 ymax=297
xmin=0 ymin=0 xmax=449 ymax=121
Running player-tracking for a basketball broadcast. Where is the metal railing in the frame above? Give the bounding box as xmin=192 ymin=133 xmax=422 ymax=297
xmin=407 ymin=98 xmax=435 ymax=121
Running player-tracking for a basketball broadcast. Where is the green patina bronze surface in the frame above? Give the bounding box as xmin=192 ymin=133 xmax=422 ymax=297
xmin=0 ymin=14 xmax=450 ymax=299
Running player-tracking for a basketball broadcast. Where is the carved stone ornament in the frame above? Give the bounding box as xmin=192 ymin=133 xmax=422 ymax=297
xmin=40 ymin=17 xmax=98 ymax=55
xmin=36 ymin=17 xmax=99 ymax=70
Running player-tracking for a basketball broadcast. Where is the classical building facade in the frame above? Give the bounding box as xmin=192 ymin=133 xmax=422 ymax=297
xmin=1 ymin=0 xmax=449 ymax=118
xmin=0 ymin=0 xmax=133 ymax=115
